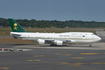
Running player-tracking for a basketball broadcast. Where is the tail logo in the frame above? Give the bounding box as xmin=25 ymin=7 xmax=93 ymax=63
xmin=13 ymin=23 xmax=18 ymax=30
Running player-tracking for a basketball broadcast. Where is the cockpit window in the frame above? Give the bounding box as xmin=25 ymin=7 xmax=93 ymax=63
xmin=92 ymin=33 xmax=95 ymax=35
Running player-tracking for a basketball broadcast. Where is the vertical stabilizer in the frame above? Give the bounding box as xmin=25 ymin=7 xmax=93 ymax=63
xmin=8 ymin=19 xmax=26 ymax=32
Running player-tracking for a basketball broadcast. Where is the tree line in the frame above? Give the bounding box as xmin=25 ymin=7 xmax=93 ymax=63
xmin=0 ymin=17 xmax=105 ymax=28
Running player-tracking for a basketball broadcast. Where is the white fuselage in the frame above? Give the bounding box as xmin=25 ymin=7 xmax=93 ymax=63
xmin=10 ymin=32 xmax=101 ymax=45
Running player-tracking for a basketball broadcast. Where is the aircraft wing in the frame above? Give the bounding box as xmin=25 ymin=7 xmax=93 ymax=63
xmin=21 ymin=37 xmax=67 ymax=45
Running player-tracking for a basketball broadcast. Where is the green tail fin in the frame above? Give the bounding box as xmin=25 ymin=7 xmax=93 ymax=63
xmin=8 ymin=19 xmax=26 ymax=32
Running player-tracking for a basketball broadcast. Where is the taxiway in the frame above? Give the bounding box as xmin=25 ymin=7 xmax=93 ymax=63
xmin=0 ymin=43 xmax=105 ymax=70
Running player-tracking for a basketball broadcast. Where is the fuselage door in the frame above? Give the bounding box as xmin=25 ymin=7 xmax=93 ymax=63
xmin=82 ymin=35 xmax=86 ymax=39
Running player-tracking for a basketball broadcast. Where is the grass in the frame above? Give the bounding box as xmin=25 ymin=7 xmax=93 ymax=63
xmin=0 ymin=31 xmax=10 ymax=36
xmin=0 ymin=37 xmax=36 ymax=44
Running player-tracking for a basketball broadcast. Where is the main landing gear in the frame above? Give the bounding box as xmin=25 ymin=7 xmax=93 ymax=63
xmin=89 ymin=43 xmax=92 ymax=47
xmin=50 ymin=43 xmax=57 ymax=46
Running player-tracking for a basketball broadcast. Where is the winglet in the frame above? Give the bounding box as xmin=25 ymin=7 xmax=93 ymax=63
xmin=8 ymin=19 xmax=26 ymax=32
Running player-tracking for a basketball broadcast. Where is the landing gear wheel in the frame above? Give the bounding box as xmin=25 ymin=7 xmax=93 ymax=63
xmin=50 ymin=44 xmax=57 ymax=46
xmin=89 ymin=44 xmax=92 ymax=47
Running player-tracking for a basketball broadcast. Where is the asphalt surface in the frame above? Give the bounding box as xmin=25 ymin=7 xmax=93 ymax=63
xmin=0 ymin=42 xmax=105 ymax=70
xmin=0 ymin=30 xmax=105 ymax=70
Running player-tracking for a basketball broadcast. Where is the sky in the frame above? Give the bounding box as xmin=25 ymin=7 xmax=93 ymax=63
xmin=0 ymin=0 xmax=105 ymax=21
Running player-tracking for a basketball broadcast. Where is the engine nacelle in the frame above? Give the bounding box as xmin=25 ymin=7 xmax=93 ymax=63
xmin=37 ymin=39 xmax=45 ymax=44
xmin=66 ymin=40 xmax=76 ymax=43
xmin=54 ymin=40 xmax=63 ymax=45
xmin=70 ymin=40 xmax=76 ymax=43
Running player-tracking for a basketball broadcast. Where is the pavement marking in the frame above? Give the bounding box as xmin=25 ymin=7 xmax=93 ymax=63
xmin=26 ymin=58 xmax=105 ymax=68
xmin=0 ymin=67 xmax=9 ymax=70
xmin=55 ymin=53 xmax=72 ymax=56
xmin=70 ymin=63 xmax=85 ymax=66
xmin=33 ymin=55 xmax=39 ymax=57
xmin=56 ymin=61 xmax=95 ymax=70
xmin=40 ymin=55 xmax=45 ymax=57
xmin=27 ymin=59 xmax=40 ymax=61
xmin=58 ymin=62 xmax=68 ymax=65
xmin=58 ymin=62 xmax=85 ymax=66
xmin=26 ymin=60 xmax=33 ymax=61
xmin=64 ymin=54 xmax=72 ymax=56
xmin=91 ymin=62 xmax=105 ymax=65
xmin=80 ymin=53 xmax=100 ymax=55
xmin=33 ymin=55 xmax=45 ymax=57
xmin=58 ymin=62 xmax=105 ymax=66
xmin=71 ymin=57 xmax=84 ymax=59
xmin=34 ymin=59 xmax=40 ymax=61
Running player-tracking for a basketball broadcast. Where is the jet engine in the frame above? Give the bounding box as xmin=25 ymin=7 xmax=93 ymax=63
xmin=37 ymin=39 xmax=45 ymax=44
xmin=54 ymin=40 xmax=63 ymax=45
xmin=66 ymin=40 xmax=76 ymax=43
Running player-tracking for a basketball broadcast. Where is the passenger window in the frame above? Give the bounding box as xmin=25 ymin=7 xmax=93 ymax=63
xmin=83 ymin=35 xmax=85 ymax=37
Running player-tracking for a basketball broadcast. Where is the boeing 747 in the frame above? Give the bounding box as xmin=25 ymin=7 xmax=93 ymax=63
xmin=8 ymin=19 xmax=101 ymax=47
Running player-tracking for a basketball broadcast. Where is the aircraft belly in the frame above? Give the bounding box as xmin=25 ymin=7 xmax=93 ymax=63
xmin=22 ymin=37 xmax=37 ymax=40
xmin=72 ymin=40 xmax=95 ymax=43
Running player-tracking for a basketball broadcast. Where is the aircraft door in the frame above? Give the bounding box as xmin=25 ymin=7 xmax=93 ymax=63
xmin=82 ymin=35 xmax=86 ymax=39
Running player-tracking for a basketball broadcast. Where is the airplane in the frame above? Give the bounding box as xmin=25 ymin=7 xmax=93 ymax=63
xmin=8 ymin=19 xmax=101 ymax=47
